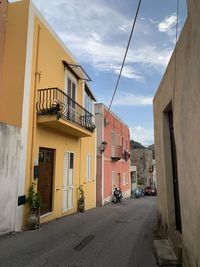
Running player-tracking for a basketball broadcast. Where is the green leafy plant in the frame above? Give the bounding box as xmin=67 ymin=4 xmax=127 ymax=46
xmin=78 ymin=185 xmax=85 ymax=212
xmin=79 ymin=185 xmax=85 ymax=201
xmin=26 ymin=183 xmax=40 ymax=211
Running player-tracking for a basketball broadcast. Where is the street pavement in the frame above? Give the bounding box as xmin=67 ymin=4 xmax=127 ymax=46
xmin=0 ymin=197 xmax=157 ymax=267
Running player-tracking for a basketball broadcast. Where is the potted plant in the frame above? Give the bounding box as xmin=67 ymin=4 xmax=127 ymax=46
xmin=26 ymin=183 xmax=40 ymax=230
xmin=78 ymin=185 xmax=85 ymax=212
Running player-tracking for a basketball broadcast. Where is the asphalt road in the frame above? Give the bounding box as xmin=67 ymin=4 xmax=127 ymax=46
xmin=0 ymin=197 xmax=157 ymax=267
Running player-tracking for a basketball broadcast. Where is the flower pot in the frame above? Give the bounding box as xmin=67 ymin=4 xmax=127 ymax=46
xmin=78 ymin=200 xmax=85 ymax=212
xmin=28 ymin=210 xmax=38 ymax=230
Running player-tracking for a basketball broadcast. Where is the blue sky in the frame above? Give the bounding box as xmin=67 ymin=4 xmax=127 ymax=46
xmin=31 ymin=0 xmax=187 ymax=146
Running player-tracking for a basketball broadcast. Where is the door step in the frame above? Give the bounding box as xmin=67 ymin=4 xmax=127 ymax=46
xmin=154 ymin=239 xmax=180 ymax=266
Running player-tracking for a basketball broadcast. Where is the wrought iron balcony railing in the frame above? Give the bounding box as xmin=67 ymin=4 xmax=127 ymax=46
xmin=36 ymin=88 xmax=96 ymax=132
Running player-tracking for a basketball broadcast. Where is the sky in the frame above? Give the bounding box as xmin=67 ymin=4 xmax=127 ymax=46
xmin=21 ymin=0 xmax=188 ymax=145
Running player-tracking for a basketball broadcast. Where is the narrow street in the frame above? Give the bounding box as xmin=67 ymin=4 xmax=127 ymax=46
xmin=0 ymin=197 xmax=157 ymax=267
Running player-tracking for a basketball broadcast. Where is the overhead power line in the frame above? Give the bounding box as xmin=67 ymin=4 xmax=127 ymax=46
xmin=105 ymin=0 xmax=142 ymax=121
xmin=172 ymin=0 xmax=180 ymax=110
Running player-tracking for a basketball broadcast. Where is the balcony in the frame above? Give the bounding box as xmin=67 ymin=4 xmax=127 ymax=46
xmin=36 ymin=88 xmax=96 ymax=137
xmin=111 ymin=145 xmax=123 ymax=161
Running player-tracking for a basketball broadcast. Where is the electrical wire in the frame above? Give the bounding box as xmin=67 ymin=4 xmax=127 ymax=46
xmin=172 ymin=0 xmax=180 ymax=110
xmin=104 ymin=0 xmax=142 ymax=122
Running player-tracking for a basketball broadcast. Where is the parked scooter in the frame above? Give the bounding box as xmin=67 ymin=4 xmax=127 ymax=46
xmin=112 ymin=188 xmax=123 ymax=203
xmin=135 ymin=187 xmax=141 ymax=198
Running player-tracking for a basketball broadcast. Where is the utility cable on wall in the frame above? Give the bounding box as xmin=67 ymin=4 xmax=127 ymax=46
xmin=104 ymin=0 xmax=142 ymax=122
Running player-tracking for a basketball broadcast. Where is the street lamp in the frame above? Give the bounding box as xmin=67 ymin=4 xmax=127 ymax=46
xmin=100 ymin=141 xmax=107 ymax=153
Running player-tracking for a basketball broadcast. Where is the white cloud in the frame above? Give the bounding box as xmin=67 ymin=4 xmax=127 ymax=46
xmin=158 ymin=14 xmax=177 ymax=34
xmin=91 ymin=32 xmax=102 ymax=41
xmin=149 ymin=18 xmax=159 ymax=24
xmin=59 ymin=31 xmax=172 ymax=74
xmin=33 ymin=0 xmax=173 ymax=80
xmin=130 ymin=126 xmax=154 ymax=146
xmin=97 ymin=64 xmax=143 ymax=80
xmin=118 ymin=24 xmax=129 ymax=32
xmin=112 ymin=93 xmax=153 ymax=106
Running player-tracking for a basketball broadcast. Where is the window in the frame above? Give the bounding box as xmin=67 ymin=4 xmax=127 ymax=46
xmin=111 ymin=132 xmax=116 ymax=157
xmin=122 ymin=137 xmax=124 ymax=148
xmin=65 ymin=71 xmax=77 ymax=108
xmin=126 ymin=140 xmax=128 ymax=150
xmin=85 ymin=92 xmax=92 ymax=114
xmin=117 ymin=134 xmax=121 ymax=146
xmin=70 ymin=153 xmax=74 ymax=169
xmin=111 ymin=132 xmax=115 ymax=145
xmin=86 ymin=154 xmax=92 ymax=182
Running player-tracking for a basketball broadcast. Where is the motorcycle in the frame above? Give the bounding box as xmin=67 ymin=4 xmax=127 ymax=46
xmin=135 ymin=187 xmax=141 ymax=198
xmin=112 ymin=188 xmax=123 ymax=203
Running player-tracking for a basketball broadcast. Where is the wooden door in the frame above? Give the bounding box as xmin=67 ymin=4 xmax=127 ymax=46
xmin=38 ymin=148 xmax=54 ymax=215
xmin=63 ymin=152 xmax=74 ymax=212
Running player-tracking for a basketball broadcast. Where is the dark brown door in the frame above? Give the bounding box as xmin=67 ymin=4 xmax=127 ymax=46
xmin=38 ymin=148 xmax=54 ymax=215
xmin=169 ymin=111 xmax=182 ymax=233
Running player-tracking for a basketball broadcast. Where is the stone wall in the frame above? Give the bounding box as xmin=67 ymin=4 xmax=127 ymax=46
xmin=131 ymin=148 xmax=153 ymax=186
xmin=0 ymin=122 xmax=21 ymax=235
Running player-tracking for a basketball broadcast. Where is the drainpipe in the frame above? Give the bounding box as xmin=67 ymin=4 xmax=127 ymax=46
xmin=30 ymin=25 xmax=41 ymax=185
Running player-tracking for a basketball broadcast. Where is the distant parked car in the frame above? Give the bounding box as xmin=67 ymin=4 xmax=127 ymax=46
xmin=144 ymin=186 xmax=157 ymax=196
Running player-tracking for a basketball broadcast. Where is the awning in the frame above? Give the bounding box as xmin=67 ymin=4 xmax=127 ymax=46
xmin=62 ymin=60 xmax=91 ymax=81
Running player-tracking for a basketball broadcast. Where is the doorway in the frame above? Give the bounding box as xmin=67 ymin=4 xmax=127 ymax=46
xmin=38 ymin=148 xmax=54 ymax=215
xmin=63 ymin=152 xmax=74 ymax=212
xmin=168 ymin=110 xmax=182 ymax=233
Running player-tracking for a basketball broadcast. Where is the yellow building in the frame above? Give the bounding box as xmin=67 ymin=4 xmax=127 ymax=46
xmin=0 ymin=0 xmax=96 ymax=230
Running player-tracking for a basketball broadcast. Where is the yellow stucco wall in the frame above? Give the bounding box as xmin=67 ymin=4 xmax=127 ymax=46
xmin=23 ymin=3 xmax=96 ymax=225
xmin=0 ymin=0 xmax=29 ymax=127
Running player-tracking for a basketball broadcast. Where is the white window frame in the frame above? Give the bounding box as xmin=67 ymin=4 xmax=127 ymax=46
xmin=64 ymin=70 xmax=77 ymax=101
xmin=111 ymin=132 xmax=116 ymax=157
xmin=84 ymin=91 xmax=93 ymax=114
xmin=117 ymin=134 xmax=121 ymax=146
xmin=86 ymin=154 xmax=92 ymax=182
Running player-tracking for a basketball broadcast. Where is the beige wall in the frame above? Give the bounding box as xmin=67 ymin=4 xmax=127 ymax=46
xmin=154 ymin=1 xmax=200 ymax=266
xmin=0 ymin=0 xmax=8 ymax=90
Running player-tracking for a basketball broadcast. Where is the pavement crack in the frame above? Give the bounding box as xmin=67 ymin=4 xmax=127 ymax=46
xmin=115 ymin=220 xmax=129 ymax=224
xmin=74 ymin=235 xmax=95 ymax=251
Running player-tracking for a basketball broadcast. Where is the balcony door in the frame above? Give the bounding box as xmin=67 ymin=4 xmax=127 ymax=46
xmin=67 ymin=78 xmax=76 ymax=109
xmin=63 ymin=152 xmax=74 ymax=212
xmin=65 ymin=72 xmax=77 ymax=122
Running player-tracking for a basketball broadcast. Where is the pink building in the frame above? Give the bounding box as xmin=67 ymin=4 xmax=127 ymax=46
xmin=95 ymin=103 xmax=131 ymax=206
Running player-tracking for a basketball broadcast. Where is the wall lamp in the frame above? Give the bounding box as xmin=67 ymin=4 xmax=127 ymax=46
xmin=100 ymin=141 xmax=107 ymax=153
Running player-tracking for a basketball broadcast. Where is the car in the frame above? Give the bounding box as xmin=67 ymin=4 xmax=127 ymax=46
xmin=144 ymin=186 xmax=157 ymax=196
